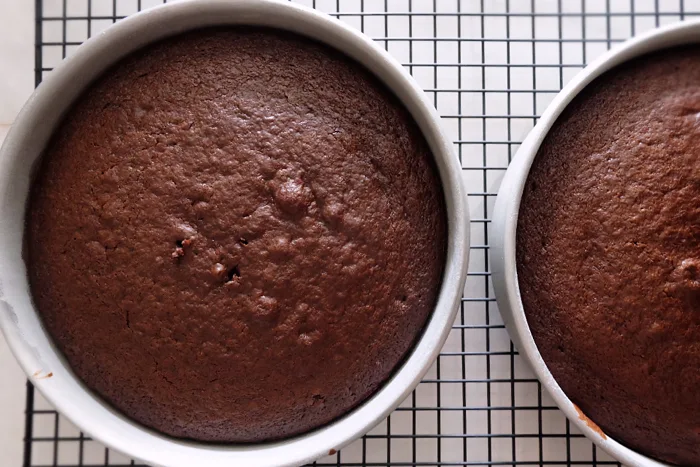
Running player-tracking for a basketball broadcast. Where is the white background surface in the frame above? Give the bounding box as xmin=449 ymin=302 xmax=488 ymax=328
xmin=2 ymin=1 xmax=699 ymax=466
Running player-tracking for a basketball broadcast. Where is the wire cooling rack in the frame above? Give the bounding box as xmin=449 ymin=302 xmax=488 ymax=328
xmin=23 ymin=0 xmax=700 ymax=466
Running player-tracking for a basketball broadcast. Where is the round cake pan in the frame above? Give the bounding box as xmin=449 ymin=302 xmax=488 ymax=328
xmin=491 ymin=19 xmax=700 ymax=467
xmin=0 ymin=1 xmax=469 ymax=466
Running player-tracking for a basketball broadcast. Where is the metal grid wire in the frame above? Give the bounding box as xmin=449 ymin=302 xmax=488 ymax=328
xmin=23 ymin=0 xmax=700 ymax=466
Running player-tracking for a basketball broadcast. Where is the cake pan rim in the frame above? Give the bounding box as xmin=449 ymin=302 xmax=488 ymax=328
xmin=0 ymin=1 xmax=470 ymax=466
xmin=490 ymin=18 xmax=700 ymax=467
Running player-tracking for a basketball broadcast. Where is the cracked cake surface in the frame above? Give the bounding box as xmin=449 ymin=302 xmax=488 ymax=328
xmin=517 ymin=46 xmax=700 ymax=465
xmin=26 ymin=27 xmax=447 ymax=442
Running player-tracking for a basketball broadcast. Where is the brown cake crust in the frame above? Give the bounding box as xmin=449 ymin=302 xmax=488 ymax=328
xmin=27 ymin=28 xmax=447 ymax=443
xmin=517 ymin=46 xmax=700 ymax=466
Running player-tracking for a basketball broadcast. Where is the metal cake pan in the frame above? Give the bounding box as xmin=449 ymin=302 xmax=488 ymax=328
xmin=491 ymin=19 xmax=700 ymax=467
xmin=0 ymin=1 xmax=470 ymax=466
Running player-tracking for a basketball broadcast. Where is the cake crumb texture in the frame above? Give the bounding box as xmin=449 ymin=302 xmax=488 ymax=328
xmin=27 ymin=28 xmax=447 ymax=443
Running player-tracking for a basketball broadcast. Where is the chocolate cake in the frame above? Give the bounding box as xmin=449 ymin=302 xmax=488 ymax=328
xmin=517 ymin=46 xmax=700 ymax=465
xmin=26 ymin=28 xmax=447 ymax=442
